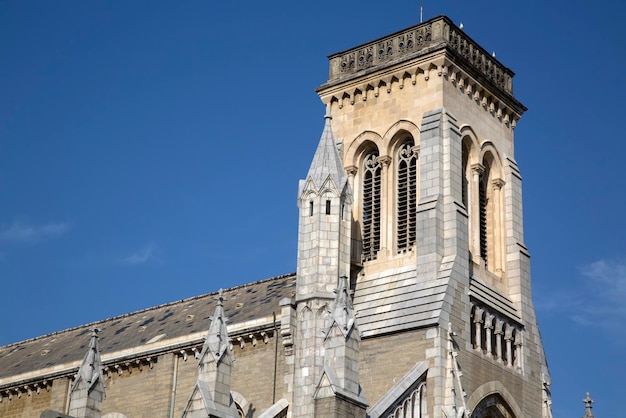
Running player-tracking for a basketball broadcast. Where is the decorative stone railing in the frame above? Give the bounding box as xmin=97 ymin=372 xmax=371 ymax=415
xmin=326 ymin=15 xmax=513 ymax=96
xmin=471 ymin=301 xmax=523 ymax=371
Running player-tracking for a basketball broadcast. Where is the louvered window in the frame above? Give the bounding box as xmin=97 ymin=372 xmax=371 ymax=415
xmin=397 ymin=141 xmax=417 ymax=252
xmin=479 ymin=172 xmax=488 ymax=263
xmin=462 ymin=141 xmax=470 ymax=208
xmin=362 ymin=152 xmax=382 ymax=261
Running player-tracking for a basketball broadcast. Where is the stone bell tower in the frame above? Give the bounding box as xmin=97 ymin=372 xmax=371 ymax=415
xmin=308 ymin=15 xmax=551 ymax=418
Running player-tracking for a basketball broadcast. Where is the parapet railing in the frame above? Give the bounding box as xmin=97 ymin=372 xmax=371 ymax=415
xmin=326 ymin=15 xmax=513 ymax=95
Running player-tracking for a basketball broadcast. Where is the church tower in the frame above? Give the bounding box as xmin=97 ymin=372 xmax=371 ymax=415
xmin=303 ymin=15 xmax=551 ymax=418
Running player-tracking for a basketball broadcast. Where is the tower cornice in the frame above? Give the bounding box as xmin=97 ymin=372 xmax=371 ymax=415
xmin=316 ymin=15 xmax=526 ymax=128
xmin=320 ymin=16 xmax=517 ymax=97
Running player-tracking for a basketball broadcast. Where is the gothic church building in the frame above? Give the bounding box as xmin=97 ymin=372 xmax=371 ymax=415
xmin=0 ymin=16 xmax=552 ymax=418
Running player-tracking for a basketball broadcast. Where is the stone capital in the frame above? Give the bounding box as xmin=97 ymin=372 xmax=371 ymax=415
xmin=471 ymin=163 xmax=485 ymax=175
xmin=494 ymin=318 xmax=504 ymax=334
xmin=345 ymin=165 xmax=358 ymax=177
xmin=504 ymin=326 xmax=513 ymax=340
xmin=376 ymin=155 xmax=392 ymax=167
xmin=492 ymin=178 xmax=506 ymax=190
xmin=473 ymin=307 xmax=484 ymax=323
xmin=484 ymin=313 xmax=495 ymax=328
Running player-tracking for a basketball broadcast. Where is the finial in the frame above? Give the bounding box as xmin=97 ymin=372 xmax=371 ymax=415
xmin=419 ymin=0 xmax=423 ymax=23
xmin=324 ymin=104 xmax=332 ymax=120
xmin=583 ymin=392 xmax=594 ymax=417
xmin=459 ymin=22 xmax=464 ymax=31
xmin=214 ymin=289 xmax=225 ymax=306
xmin=492 ymin=51 xmax=496 ymax=58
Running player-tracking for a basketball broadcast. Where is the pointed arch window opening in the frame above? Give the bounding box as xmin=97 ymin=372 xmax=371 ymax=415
xmin=362 ymin=151 xmax=382 ymax=261
xmin=386 ymin=382 xmax=427 ymax=418
xmin=396 ymin=140 xmax=418 ymax=253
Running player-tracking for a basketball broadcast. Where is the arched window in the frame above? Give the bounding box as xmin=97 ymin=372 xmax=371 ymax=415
xmin=362 ymin=150 xmax=382 ymax=261
xmin=419 ymin=383 xmax=427 ymax=417
xmin=396 ymin=139 xmax=418 ymax=253
xmin=470 ymin=393 xmax=516 ymax=418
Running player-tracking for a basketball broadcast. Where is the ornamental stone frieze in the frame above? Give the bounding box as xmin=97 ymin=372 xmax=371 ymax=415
xmin=324 ymin=16 xmax=513 ymax=94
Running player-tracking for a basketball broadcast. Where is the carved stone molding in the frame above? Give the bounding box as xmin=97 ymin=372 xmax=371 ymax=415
xmin=376 ymin=155 xmax=392 ymax=167
xmin=345 ymin=165 xmax=358 ymax=177
xmin=0 ymin=381 xmax=50 ymax=402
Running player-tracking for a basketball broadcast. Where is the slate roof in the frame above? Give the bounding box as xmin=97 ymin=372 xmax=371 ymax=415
xmin=0 ymin=274 xmax=296 ymax=384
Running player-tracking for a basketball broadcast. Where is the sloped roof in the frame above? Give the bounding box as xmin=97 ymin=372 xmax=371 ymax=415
xmin=0 ymin=274 xmax=296 ymax=384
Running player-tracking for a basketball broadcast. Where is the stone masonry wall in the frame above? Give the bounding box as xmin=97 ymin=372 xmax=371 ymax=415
xmin=359 ymin=328 xmax=432 ymax=408
xmin=0 ymin=384 xmax=53 ymax=418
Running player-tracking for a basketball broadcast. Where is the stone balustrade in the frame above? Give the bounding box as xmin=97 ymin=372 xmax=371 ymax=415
xmin=326 ymin=16 xmax=514 ymax=96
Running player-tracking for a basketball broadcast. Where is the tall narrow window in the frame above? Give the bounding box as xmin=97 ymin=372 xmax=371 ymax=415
xmin=396 ymin=140 xmax=417 ymax=252
xmin=362 ymin=151 xmax=382 ymax=261
xmin=462 ymin=141 xmax=470 ymax=208
xmin=479 ymin=171 xmax=488 ymax=264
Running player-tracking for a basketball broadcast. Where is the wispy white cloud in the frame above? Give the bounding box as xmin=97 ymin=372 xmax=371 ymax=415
xmin=572 ymin=259 xmax=626 ymax=325
xmin=0 ymin=219 xmax=71 ymax=243
xmin=121 ymin=242 xmax=160 ymax=265
xmin=537 ymin=259 xmax=626 ymax=333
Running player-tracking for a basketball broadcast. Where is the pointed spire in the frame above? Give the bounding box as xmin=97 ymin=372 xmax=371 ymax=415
xmin=198 ymin=289 xmax=230 ymax=366
xmin=69 ymin=328 xmax=106 ymax=418
xmin=327 ymin=275 xmax=355 ymax=336
xmin=582 ymin=392 xmax=595 ymax=418
xmin=305 ymin=107 xmax=347 ymax=191
xmin=182 ymin=289 xmax=238 ymax=418
xmin=314 ymin=275 xmax=367 ymax=411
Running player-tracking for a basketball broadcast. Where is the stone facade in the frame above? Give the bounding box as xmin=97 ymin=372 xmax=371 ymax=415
xmin=0 ymin=15 xmax=551 ymax=418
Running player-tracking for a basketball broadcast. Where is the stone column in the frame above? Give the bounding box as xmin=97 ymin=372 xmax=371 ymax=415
xmin=484 ymin=313 xmax=494 ymax=357
xmin=492 ymin=178 xmax=505 ymax=273
xmin=494 ymin=318 xmax=504 ymax=362
xmin=470 ymin=163 xmax=484 ymax=263
xmin=504 ymin=326 xmax=513 ymax=367
xmin=473 ymin=307 xmax=484 ymax=351
xmin=514 ymin=329 xmax=523 ymax=371
xmin=345 ymin=166 xmax=358 ymax=197
xmin=377 ymin=155 xmax=392 ymax=256
xmin=346 ymin=165 xmax=359 ymax=260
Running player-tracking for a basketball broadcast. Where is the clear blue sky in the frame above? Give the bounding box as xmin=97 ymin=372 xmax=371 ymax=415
xmin=1 ymin=1 xmax=624 ymax=417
